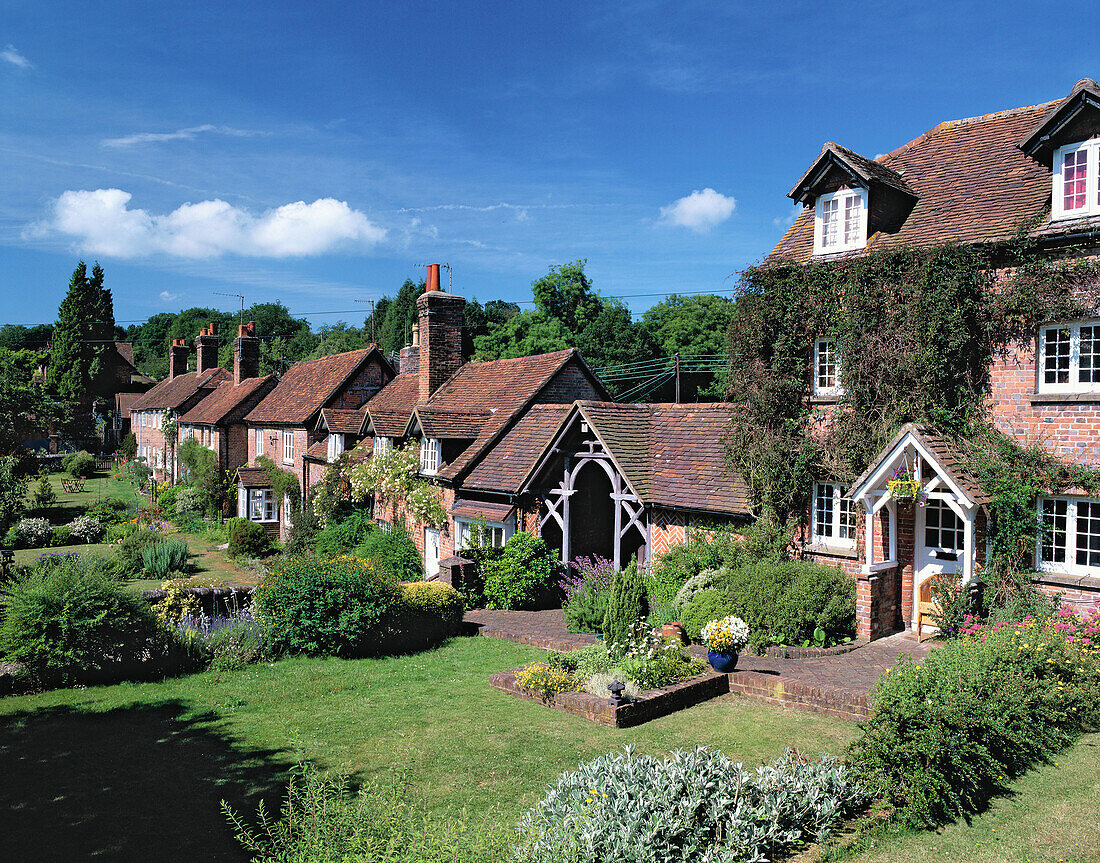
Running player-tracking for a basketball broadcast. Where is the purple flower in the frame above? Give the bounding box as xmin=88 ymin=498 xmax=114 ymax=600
xmin=559 ymin=555 xmax=615 ymax=602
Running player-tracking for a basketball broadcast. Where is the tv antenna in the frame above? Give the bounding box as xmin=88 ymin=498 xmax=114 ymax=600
xmin=214 ymin=292 xmax=245 ymax=325
xmin=354 ymin=299 xmax=376 ymax=343
xmin=415 ymin=262 xmax=452 ymax=292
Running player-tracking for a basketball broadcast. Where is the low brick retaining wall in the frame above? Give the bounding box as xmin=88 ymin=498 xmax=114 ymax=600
xmin=727 ymin=671 xmax=870 ymax=721
xmin=490 ymin=669 xmax=730 ymax=727
xmin=141 ymin=585 xmax=254 ymax=618
xmin=761 ymin=641 xmax=863 ymax=660
xmin=475 ymin=624 xmax=595 ymax=653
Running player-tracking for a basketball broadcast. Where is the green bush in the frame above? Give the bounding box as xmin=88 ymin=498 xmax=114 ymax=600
xmin=15 ymin=517 xmax=52 ymax=548
xmin=52 ymin=525 xmax=72 ymax=546
xmin=0 ymin=554 xmax=160 ymax=686
xmin=515 ymin=747 xmax=863 ymax=863
xmin=174 ymin=487 xmax=203 ymax=521
xmin=601 ymin=558 xmax=647 ymax=646
xmin=681 ymin=588 xmax=738 ymax=641
xmin=156 ymin=484 xmax=179 ymax=516
xmin=227 ymin=517 xmax=272 ymax=558
xmin=87 ymin=496 xmax=132 ymax=526
xmin=30 ymin=473 xmax=56 ymax=512
xmin=105 ymin=520 xmax=140 ymax=544
xmin=61 ymin=450 xmax=95 ymax=478
xmin=848 ymin=611 xmax=1100 ymax=827
xmin=141 ymin=538 xmax=190 ymax=578
xmin=114 ymin=527 xmax=162 ymax=575
xmin=255 ymin=555 xmax=399 ymax=656
xmin=315 ymin=507 xmax=375 ymax=554
xmin=285 ymin=505 xmax=321 ymax=556
xmin=119 ymin=431 xmax=137 ymax=460
xmin=562 ymin=580 xmax=609 ymax=633
xmin=224 ymin=761 xmax=508 ymax=863
xmin=208 ymin=615 xmax=276 ymax=671
xmin=483 ymin=532 xmax=556 ymax=610
xmin=354 ymin=521 xmax=423 ymax=582
xmin=380 ymin=581 xmax=465 ymax=653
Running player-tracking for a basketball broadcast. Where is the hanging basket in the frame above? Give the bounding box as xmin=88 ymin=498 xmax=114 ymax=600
xmin=888 ymin=479 xmax=921 ymax=501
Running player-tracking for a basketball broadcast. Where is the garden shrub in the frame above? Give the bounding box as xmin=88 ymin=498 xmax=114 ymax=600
xmin=227 ymin=517 xmax=272 ymax=558
xmin=119 ymin=431 xmax=137 ymax=459
xmin=15 ymin=517 xmax=52 ymax=548
xmin=515 ymin=746 xmax=864 ymax=863
xmin=114 ymin=527 xmax=162 ymax=575
xmin=174 ymin=487 xmax=203 ymax=522
xmin=483 ymin=531 xmax=556 ymax=610
xmin=672 ymin=567 xmax=728 ymax=617
xmin=61 ymin=449 xmax=95 ymax=478
xmin=285 ymin=504 xmax=321 ymax=556
xmin=156 ymin=484 xmax=179 ymax=516
xmin=68 ymin=514 xmax=105 ymax=544
xmin=224 ymin=761 xmax=508 ymax=863
xmin=681 ymin=588 xmax=738 ymax=641
xmin=354 ymin=520 xmax=423 ymax=582
xmin=141 ymin=538 xmax=190 ymax=579
xmin=848 ymin=609 xmax=1100 ymax=828
xmin=30 ymin=472 xmax=56 ymax=512
xmin=561 ymin=555 xmax=614 ymax=633
xmin=255 ymin=555 xmax=399 ymax=656
xmin=52 ymin=524 xmax=72 ymax=546
xmin=514 ymin=662 xmax=578 ymax=700
xmin=379 ymin=581 xmax=464 ymax=653
xmin=207 ymin=613 xmax=275 ymax=670
xmin=601 ymin=558 xmax=647 ymax=647
xmin=927 ymin=570 xmax=976 ymax=637
xmin=87 ymin=496 xmax=131 ymax=526
xmin=314 ymin=507 xmax=375 ymax=554
xmin=0 ymin=554 xmax=160 ymax=685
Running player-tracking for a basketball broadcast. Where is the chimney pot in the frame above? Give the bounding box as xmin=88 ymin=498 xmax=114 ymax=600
xmin=426 ymin=263 xmax=440 ymax=292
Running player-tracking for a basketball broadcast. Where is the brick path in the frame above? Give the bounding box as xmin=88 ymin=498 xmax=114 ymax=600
xmin=465 ymin=608 xmax=936 ymax=716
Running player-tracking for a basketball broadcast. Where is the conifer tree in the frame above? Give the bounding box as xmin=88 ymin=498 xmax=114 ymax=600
xmin=601 ymin=557 xmax=647 ymax=648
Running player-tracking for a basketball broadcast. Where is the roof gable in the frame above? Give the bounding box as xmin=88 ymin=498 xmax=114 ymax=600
xmin=1020 ymin=77 xmax=1100 ymax=166
xmin=178 ymin=375 xmax=277 ymax=426
xmin=788 ymin=142 xmax=916 ymax=205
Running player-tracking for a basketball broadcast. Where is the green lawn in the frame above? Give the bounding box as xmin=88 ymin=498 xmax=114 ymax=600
xmin=0 ymin=636 xmax=854 ymax=862
xmin=38 ymin=469 xmax=147 ymax=525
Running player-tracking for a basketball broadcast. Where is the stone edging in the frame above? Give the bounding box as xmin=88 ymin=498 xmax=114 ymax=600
xmin=761 ymin=640 xmax=864 ymax=660
xmin=475 ymin=625 xmax=595 ymax=654
xmin=489 ymin=669 xmax=729 ymax=727
xmin=726 ymin=671 xmax=870 ymax=721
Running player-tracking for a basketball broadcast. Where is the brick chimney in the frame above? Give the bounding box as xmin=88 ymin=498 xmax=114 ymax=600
xmin=169 ymin=339 xmax=190 ymax=379
xmin=399 ymin=324 xmax=420 ymax=375
xmin=417 ymin=264 xmax=464 ymax=402
xmin=195 ymin=323 xmax=220 ymax=374
xmin=234 ymin=321 xmax=260 ymax=385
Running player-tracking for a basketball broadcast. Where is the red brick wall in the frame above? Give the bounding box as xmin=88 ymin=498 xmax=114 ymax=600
xmin=533 ymin=361 xmax=603 ymax=405
xmin=331 ymin=358 xmax=390 ymax=409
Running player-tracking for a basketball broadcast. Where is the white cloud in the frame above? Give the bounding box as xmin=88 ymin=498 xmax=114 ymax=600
xmin=101 ymin=124 xmax=267 ymax=148
xmin=658 ymin=188 xmax=736 ymax=232
xmin=1 ymin=45 xmax=31 ymax=69
xmin=44 ymin=189 xmax=387 ymax=259
xmin=159 ymin=290 xmax=180 ymax=303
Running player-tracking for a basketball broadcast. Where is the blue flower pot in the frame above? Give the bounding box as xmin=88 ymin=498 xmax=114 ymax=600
xmin=707 ymin=650 xmax=739 ymax=673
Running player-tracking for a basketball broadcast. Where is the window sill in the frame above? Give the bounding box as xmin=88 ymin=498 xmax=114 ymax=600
xmin=1033 ymin=571 xmax=1100 ymax=592
xmin=1030 ymin=392 xmax=1100 ymax=404
xmin=804 ymin=542 xmax=859 ymax=560
xmin=808 ymin=394 xmax=841 ymax=405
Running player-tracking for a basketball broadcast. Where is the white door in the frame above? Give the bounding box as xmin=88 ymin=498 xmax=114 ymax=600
xmin=914 ymin=498 xmax=963 ymax=626
xmin=424 ymin=527 xmax=441 ymax=578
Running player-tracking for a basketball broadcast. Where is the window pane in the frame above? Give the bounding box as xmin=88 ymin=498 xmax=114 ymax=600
xmin=816 ymin=340 xmax=837 ymax=391
xmin=1080 ymin=325 xmax=1100 ymax=384
xmin=838 ymin=496 xmax=856 ymax=540
xmin=1041 ymin=498 xmax=1068 ymax=563
xmin=815 ymin=483 xmax=834 ymax=538
xmin=1043 ymin=327 xmax=1072 ymax=384
xmin=821 ymin=198 xmax=839 ymax=248
xmin=1076 ymin=500 xmax=1100 ymax=568
xmin=925 ymin=499 xmax=962 ymax=551
xmin=843 ymin=194 xmax=862 ymax=245
xmin=1063 ymin=149 xmax=1088 ymax=211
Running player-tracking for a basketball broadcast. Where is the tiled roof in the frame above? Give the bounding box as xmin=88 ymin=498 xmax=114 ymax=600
xmin=130 ymin=367 xmax=232 ymax=412
xmin=320 ymin=408 xmax=363 ymax=434
xmin=463 ymin=404 xmax=572 ymax=492
xmin=245 ymin=348 xmax=386 ymax=426
xmin=769 ymin=99 xmax=1062 ymax=259
xmin=178 ymin=375 xmax=277 ymax=426
xmin=114 ymin=342 xmax=136 ymax=369
xmin=114 ymin=392 xmax=142 ymax=418
xmin=235 ymin=467 xmax=270 ymax=488
xmin=849 ymin=422 xmax=990 ymax=508
xmin=435 ymin=349 xmax=601 ymax=483
xmin=579 ymin=401 xmax=750 ymax=515
xmin=364 ymin=373 xmax=420 ymax=436
xmin=450 ymin=498 xmax=516 ymax=521
xmin=303 ymin=438 xmax=330 ymax=462
xmin=788 ymin=142 xmax=915 ymax=203
xmin=412 ymin=408 xmax=490 ymax=439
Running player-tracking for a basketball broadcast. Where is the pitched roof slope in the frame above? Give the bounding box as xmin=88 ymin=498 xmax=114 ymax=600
xmin=414 ymin=408 xmax=490 ymax=439
xmin=178 ymin=375 xmax=276 ymax=425
xmin=364 ymin=372 xmax=420 ymax=436
xmin=131 ymin=368 xmax=231 ymax=412
xmin=770 ymin=100 xmax=1059 ymax=260
xmin=320 ymin=408 xmax=365 ymax=434
xmin=245 ymin=347 xmax=385 ymax=426
xmin=462 ymin=404 xmax=572 ymax=492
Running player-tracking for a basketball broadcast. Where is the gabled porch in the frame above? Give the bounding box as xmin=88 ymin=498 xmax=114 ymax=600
xmin=847 ymin=423 xmax=989 ymax=641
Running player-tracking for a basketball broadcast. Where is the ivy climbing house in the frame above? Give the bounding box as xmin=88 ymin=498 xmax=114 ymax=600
xmin=747 ymin=78 xmax=1100 ymax=640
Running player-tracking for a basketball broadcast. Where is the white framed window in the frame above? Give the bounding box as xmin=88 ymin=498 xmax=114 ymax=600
xmin=253 ymin=427 xmax=263 ymax=457
xmin=248 ymin=488 xmax=276 ymax=522
xmin=420 ymin=437 xmax=441 ymax=475
xmin=373 ymin=435 xmax=392 ymax=456
xmin=813 ymin=189 xmax=866 ymax=255
xmin=327 ymin=433 xmax=345 ymax=462
xmin=455 ymin=518 xmax=512 ymax=551
xmin=1052 ymin=140 xmax=1100 ymax=221
xmin=1038 ymin=496 xmax=1100 ymax=574
xmin=813 ymin=339 xmax=842 ymax=395
xmin=282 ymin=429 xmax=294 ymax=464
xmin=924 ymin=498 xmax=964 ymax=552
xmin=1037 ymin=321 xmax=1100 ymax=394
xmin=812 ymin=482 xmax=856 ymax=548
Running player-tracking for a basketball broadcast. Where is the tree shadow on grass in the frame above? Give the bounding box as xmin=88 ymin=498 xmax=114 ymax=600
xmin=0 ymin=700 xmax=288 ymax=862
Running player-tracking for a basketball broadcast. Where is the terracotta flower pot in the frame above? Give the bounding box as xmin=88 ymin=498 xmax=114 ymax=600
xmin=662 ymin=623 xmax=688 ymax=644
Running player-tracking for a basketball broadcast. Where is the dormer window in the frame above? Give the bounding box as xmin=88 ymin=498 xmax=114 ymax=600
xmin=326 ymin=433 xmax=344 ymax=462
xmin=814 ymin=189 xmax=866 ymax=255
xmin=1053 ymin=141 xmax=1100 ymax=220
xmin=419 ymin=438 xmax=441 ymax=475
xmin=373 ymin=436 xmax=392 ymax=456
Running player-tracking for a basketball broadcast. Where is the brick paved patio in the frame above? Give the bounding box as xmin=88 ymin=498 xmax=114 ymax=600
xmin=465 ymin=608 xmax=937 ymax=719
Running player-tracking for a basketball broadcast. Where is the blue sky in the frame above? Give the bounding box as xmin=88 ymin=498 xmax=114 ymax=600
xmin=1 ymin=1 xmax=1095 ymax=328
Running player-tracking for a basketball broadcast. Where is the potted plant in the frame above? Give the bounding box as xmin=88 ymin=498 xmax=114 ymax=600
xmin=887 ymin=465 xmax=921 ymax=503
xmin=701 ymin=615 xmax=750 ymax=672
